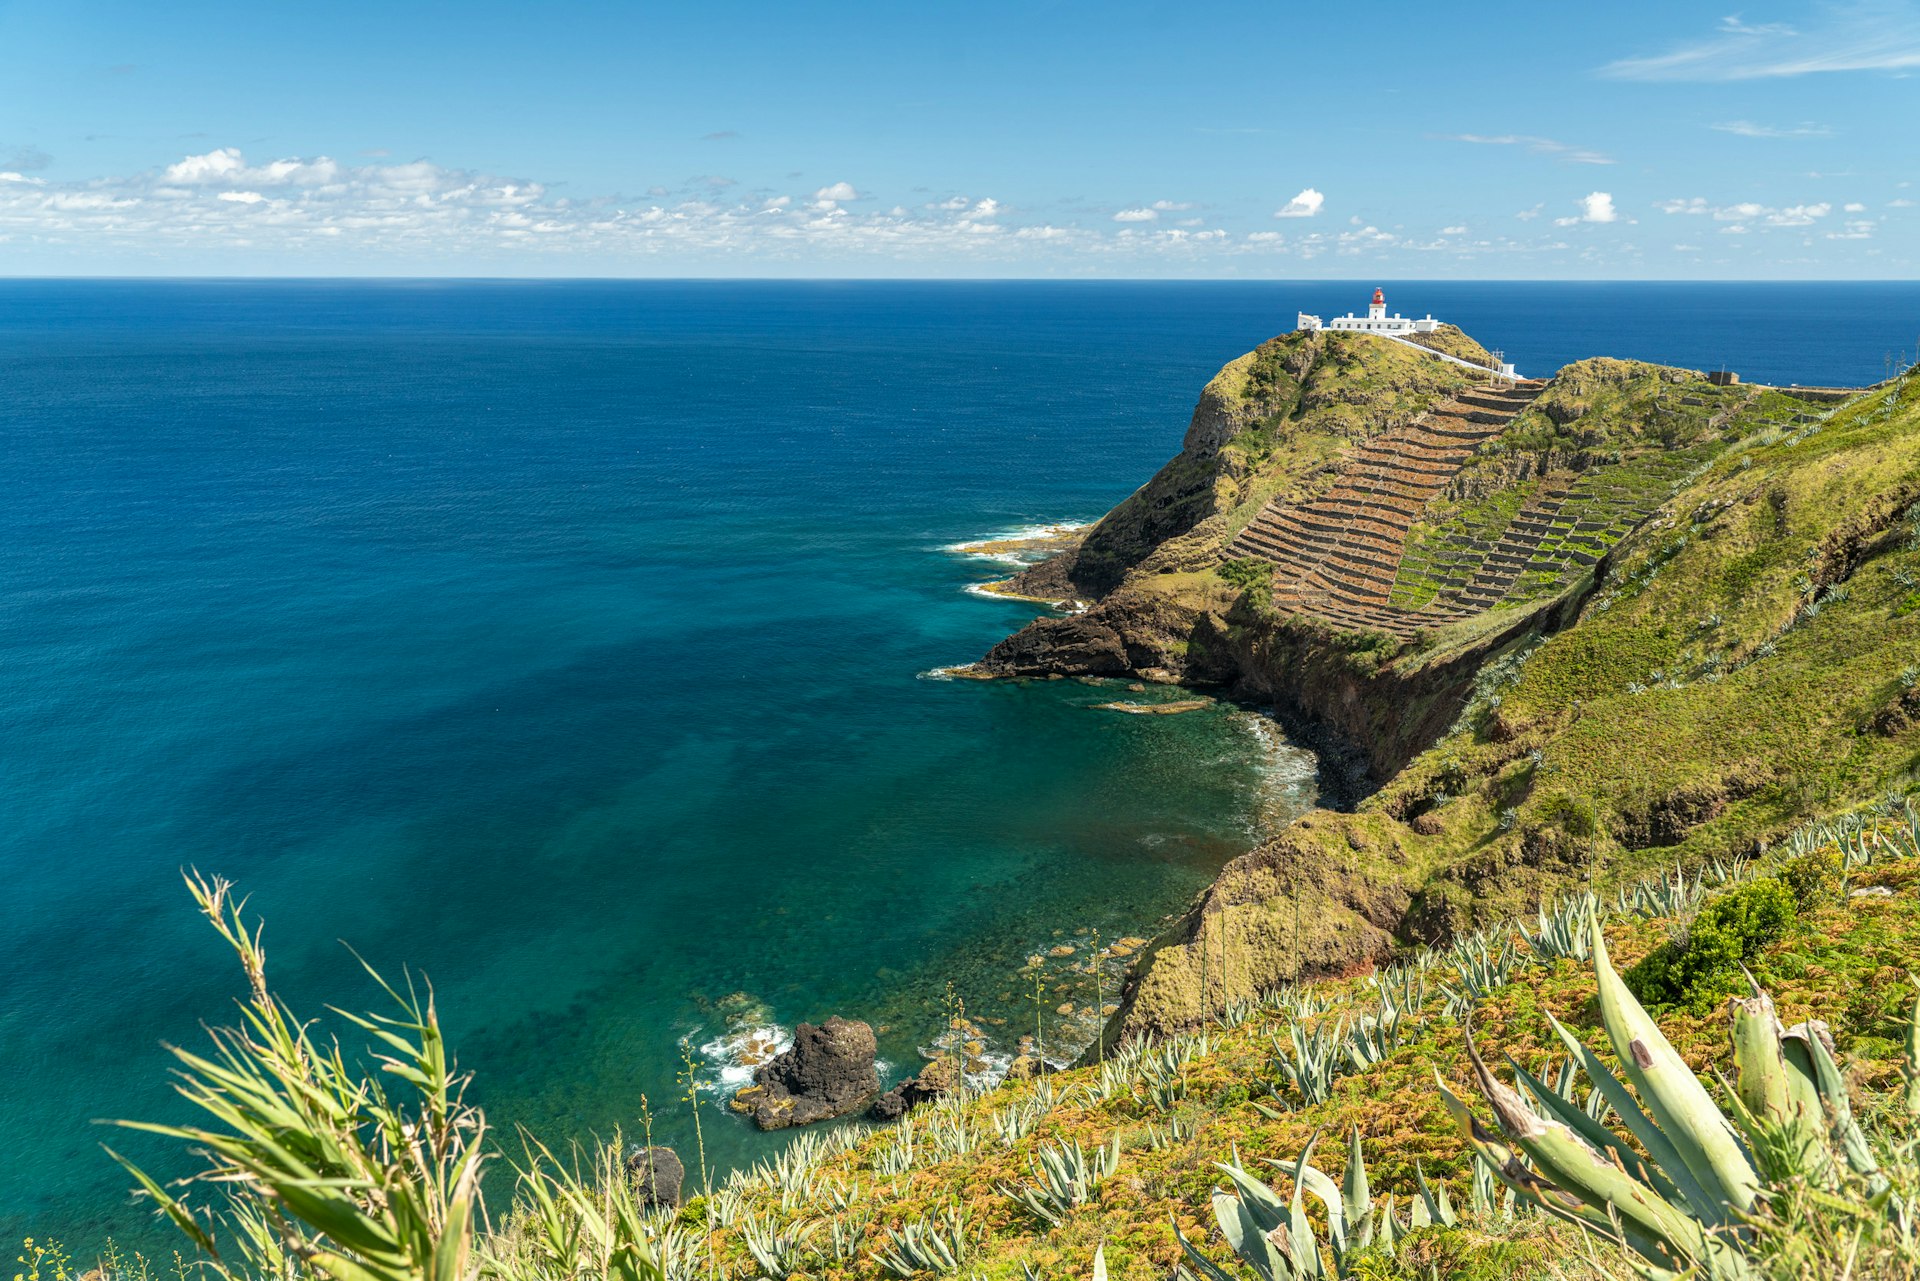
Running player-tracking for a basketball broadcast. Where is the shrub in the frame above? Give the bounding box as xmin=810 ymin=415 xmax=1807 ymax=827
xmin=1217 ymin=557 xmax=1273 ymax=613
xmin=1625 ymin=877 xmax=1797 ymax=1014
xmin=1778 ymin=848 xmax=1844 ymax=910
xmin=1535 ymin=793 xmax=1597 ymax=838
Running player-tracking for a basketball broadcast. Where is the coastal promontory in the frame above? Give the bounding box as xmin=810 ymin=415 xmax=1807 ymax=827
xmin=974 ymin=326 xmax=1912 ymax=1041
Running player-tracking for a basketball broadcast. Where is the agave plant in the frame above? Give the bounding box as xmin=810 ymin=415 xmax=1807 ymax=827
xmin=1367 ymin=961 xmax=1430 ymax=1021
xmin=923 ymin=1094 xmax=984 ymax=1160
xmin=703 ymin=1182 xmax=744 ymax=1229
xmin=997 ymin=1136 xmax=1122 ymax=1227
xmin=874 ymin=1116 xmax=919 ymax=1176
xmin=1342 ymin=1003 xmax=1420 ymax=1071
xmin=1269 ymin=1017 xmax=1346 ymax=1108
xmin=1439 ymin=912 xmax=1920 ymax=1278
xmin=739 ymin=1209 xmax=816 ymax=1280
xmin=1519 ymin=892 xmax=1598 ymax=963
xmin=1141 ymin=1114 xmax=1200 ymax=1150
xmin=1175 ymin=1129 xmax=1403 ymax=1281
xmin=1136 ymin=1038 xmax=1196 ymax=1113
xmin=642 ymin=1215 xmax=702 ymax=1281
xmin=1441 ymin=928 xmax=1521 ymax=1016
xmin=870 ymin=1207 xmax=970 ymax=1278
xmin=992 ymin=1082 xmax=1058 ymax=1146
xmin=112 ymin=874 xmax=666 ymax=1281
xmin=821 ymin=1209 xmax=875 ymax=1266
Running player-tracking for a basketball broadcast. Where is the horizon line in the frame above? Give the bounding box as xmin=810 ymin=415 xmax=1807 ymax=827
xmin=3 ymin=274 xmax=1917 ymax=285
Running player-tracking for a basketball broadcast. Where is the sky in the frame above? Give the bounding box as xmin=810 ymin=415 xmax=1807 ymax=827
xmin=1 ymin=0 xmax=1916 ymax=278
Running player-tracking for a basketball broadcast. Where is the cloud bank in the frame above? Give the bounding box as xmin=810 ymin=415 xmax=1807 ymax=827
xmin=0 ymin=146 xmax=1896 ymax=275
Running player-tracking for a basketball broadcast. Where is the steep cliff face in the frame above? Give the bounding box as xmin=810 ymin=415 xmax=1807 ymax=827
xmin=984 ymin=331 xmax=1920 ymax=1039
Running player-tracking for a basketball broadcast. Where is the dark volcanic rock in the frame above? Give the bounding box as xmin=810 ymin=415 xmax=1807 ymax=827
xmin=869 ymin=1055 xmax=963 ymax=1122
xmin=733 ymin=1016 xmax=878 ymax=1130
xmin=624 ymin=1145 xmax=685 ymax=1209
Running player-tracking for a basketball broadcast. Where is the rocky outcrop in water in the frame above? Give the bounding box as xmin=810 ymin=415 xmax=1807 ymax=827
xmin=624 ymin=1145 xmax=685 ymax=1209
xmin=869 ymin=1055 xmax=963 ymax=1122
xmin=732 ymin=1016 xmax=879 ymax=1130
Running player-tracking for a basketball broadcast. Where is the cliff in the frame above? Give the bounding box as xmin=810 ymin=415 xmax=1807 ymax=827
xmin=977 ymin=329 xmax=1918 ymax=1038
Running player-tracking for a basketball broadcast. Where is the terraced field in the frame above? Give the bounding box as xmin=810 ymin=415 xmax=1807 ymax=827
xmin=1224 ymin=383 xmax=1543 ymax=637
xmin=1224 ymin=350 xmax=1851 ymax=639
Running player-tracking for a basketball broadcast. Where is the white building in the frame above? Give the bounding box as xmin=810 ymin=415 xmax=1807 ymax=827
xmin=1296 ymin=288 xmax=1440 ymax=336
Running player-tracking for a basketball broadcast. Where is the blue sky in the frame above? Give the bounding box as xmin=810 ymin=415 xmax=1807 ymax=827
xmin=1 ymin=0 xmax=1915 ymax=277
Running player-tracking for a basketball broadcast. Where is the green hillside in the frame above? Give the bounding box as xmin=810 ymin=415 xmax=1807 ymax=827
xmin=981 ymin=334 xmax=1920 ymax=1044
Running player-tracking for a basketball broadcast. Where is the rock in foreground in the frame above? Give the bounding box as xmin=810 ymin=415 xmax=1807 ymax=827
xmin=624 ymin=1145 xmax=684 ymax=1209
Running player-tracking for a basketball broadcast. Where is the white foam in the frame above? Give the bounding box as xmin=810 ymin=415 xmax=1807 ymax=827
xmin=697 ymin=1020 xmax=792 ymax=1094
xmin=920 ymin=1027 xmax=1016 ymax=1090
xmin=941 ymin=521 xmax=1092 ymax=567
xmin=961 ymin=580 xmax=1073 ymax=609
xmin=1237 ymin=711 xmax=1322 ymax=836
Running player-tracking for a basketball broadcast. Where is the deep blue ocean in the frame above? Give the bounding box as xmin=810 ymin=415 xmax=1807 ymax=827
xmin=3 ymin=279 xmax=1916 ymax=1246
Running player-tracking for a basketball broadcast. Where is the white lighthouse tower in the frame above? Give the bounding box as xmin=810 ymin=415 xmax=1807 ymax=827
xmin=1367 ymin=286 xmax=1387 ymax=321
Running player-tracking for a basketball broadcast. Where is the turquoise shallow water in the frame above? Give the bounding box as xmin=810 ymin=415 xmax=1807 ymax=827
xmin=5 ymin=279 xmax=1917 ymax=1246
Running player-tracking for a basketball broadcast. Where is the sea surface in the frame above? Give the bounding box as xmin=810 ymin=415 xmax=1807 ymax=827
xmin=3 ymin=279 xmax=1915 ymax=1246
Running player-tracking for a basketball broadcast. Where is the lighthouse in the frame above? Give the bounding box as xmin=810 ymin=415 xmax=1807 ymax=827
xmin=1295 ymin=287 xmax=1440 ymax=335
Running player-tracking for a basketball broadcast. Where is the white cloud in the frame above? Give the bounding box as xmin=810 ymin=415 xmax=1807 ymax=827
xmin=164 ymin=148 xmax=247 ymax=183
xmin=1440 ymin=133 xmax=1614 ymax=165
xmin=1 ymin=171 xmax=47 ymax=186
xmin=1602 ymin=7 xmax=1920 ymax=80
xmin=1273 ymin=187 xmax=1324 ymax=218
xmin=1439 ymin=225 xmax=1467 ymax=235
xmin=1554 ymin=191 xmax=1619 ymax=225
xmin=1515 ymin=203 xmax=1544 ymax=221
xmin=1710 ymin=120 xmax=1833 ymax=138
xmin=1844 ymin=202 xmax=1867 ymax=212
xmin=1151 ymin=199 xmax=1193 ymax=211
xmin=1112 ymin=207 xmax=1157 ymax=222
xmin=1891 ymin=198 xmax=1916 ymax=208
xmin=1336 ymin=225 xmax=1396 ymax=250
xmin=813 ymin=181 xmax=859 ymax=201
xmin=1658 ymin=196 xmax=1837 ymax=227
xmin=217 ymin=190 xmax=266 ymax=204
xmin=1770 ymin=202 xmax=1832 ymax=226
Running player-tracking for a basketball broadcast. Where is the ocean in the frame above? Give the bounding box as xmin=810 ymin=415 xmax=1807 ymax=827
xmin=2 ymin=279 xmax=1915 ymax=1246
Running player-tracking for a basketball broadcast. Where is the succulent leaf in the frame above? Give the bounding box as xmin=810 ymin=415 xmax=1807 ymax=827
xmin=1588 ymin=912 xmax=1762 ymax=1215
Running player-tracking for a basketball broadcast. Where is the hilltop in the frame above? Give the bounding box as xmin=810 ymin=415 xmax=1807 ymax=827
xmin=974 ymin=327 xmax=1917 ymax=1040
